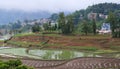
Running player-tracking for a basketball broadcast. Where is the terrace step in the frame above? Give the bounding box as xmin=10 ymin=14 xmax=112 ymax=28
xmin=22 ymin=57 xmax=120 ymax=69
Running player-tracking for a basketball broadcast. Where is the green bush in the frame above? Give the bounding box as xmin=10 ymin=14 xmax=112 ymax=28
xmin=0 ymin=64 xmax=9 ymax=69
xmin=0 ymin=59 xmax=34 ymax=69
xmin=16 ymin=65 xmax=34 ymax=69
xmin=6 ymin=59 xmax=22 ymax=67
xmin=16 ymin=65 xmax=28 ymax=69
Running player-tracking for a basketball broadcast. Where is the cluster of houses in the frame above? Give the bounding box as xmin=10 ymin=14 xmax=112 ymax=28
xmin=0 ymin=12 xmax=112 ymax=37
xmin=0 ymin=18 xmax=56 ymax=36
xmin=87 ymin=12 xmax=111 ymax=34
xmin=21 ymin=18 xmax=56 ymax=26
xmin=88 ymin=12 xmax=108 ymax=20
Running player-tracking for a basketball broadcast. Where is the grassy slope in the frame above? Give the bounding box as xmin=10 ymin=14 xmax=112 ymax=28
xmin=7 ymin=33 xmax=120 ymax=54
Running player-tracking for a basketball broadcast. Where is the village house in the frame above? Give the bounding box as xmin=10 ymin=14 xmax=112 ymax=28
xmin=98 ymin=23 xmax=111 ymax=34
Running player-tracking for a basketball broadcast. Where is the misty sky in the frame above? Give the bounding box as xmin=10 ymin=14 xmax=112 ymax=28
xmin=0 ymin=0 xmax=119 ymax=12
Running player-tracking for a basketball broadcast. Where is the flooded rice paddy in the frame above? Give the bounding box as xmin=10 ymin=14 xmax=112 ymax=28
xmin=0 ymin=47 xmax=119 ymax=60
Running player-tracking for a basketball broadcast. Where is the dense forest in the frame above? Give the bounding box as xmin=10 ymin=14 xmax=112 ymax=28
xmin=86 ymin=3 xmax=120 ymax=14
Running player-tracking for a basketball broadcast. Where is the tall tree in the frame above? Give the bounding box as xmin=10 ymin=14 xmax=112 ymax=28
xmin=114 ymin=10 xmax=120 ymax=38
xmin=58 ymin=12 xmax=74 ymax=34
xmin=32 ymin=23 xmax=41 ymax=33
xmin=107 ymin=12 xmax=117 ymax=38
xmin=92 ymin=19 xmax=97 ymax=35
xmin=58 ymin=12 xmax=66 ymax=34
xmin=81 ymin=20 xmax=89 ymax=35
xmin=118 ymin=18 xmax=120 ymax=38
xmin=48 ymin=21 xmax=52 ymax=32
xmin=50 ymin=13 xmax=59 ymax=21
xmin=65 ymin=15 xmax=74 ymax=34
xmin=43 ymin=23 xmax=49 ymax=31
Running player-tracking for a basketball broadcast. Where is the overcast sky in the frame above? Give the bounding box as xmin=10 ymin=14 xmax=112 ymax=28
xmin=0 ymin=0 xmax=119 ymax=12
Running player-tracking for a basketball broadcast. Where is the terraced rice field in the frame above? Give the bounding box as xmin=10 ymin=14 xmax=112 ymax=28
xmin=22 ymin=57 xmax=120 ymax=69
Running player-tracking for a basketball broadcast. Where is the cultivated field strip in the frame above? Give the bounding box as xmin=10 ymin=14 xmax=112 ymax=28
xmin=22 ymin=57 xmax=120 ymax=69
xmin=22 ymin=60 xmax=66 ymax=68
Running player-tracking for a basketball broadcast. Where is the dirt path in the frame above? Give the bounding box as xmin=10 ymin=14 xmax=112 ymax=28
xmin=22 ymin=57 xmax=120 ymax=69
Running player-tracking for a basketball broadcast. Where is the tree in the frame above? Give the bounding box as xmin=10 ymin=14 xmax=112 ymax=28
xmin=50 ymin=13 xmax=59 ymax=21
xmin=12 ymin=22 xmax=22 ymax=30
xmin=81 ymin=20 xmax=89 ymax=35
xmin=43 ymin=23 xmax=49 ymax=31
xmin=58 ymin=12 xmax=74 ymax=34
xmin=92 ymin=19 xmax=97 ymax=35
xmin=54 ymin=23 xmax=58 ymax=30
xmin=58 ymin=12 xmax=66 ymax=34
xmin=86 ymin=3 xmax=120 ymax=15
xmin=32 ymin=23 xmax=41 ymax=33
xmin=77 ymin=20 xmax=92 ymax=35
xmin=107 ymin=12 xmax=117 ymax=38
xmin=50 ymin=23 xmax=58 ymax=31
xmin=48 ymin=21 xmax=52 ymax=32
xmin=66 ymin=15 xmax=74 ymax=34
xmin=118 ymin=18 xmax=120 ymax=38
xmin=114 ymin=10 xmax=120 ymax=38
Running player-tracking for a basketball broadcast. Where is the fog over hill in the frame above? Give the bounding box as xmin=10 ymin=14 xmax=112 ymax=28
xmin=0 ymin=9 xmax=52 ymax=25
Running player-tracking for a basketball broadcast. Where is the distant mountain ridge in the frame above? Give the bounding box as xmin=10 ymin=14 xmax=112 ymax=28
xmin=0 ymin=9 xmax=52 ymax=25
xmin=1 ymin=3 xmax=120 ymax=25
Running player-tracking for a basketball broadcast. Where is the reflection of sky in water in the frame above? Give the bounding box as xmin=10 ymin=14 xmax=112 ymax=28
xmin=0 ymin=48 xmax=40 ymax=59
xmin=100 ymin=53 xmax=120 ymax=59
xmin=0 ymin=47 xmax=119 ymax=60
xmin=29 ymin=50 xmax=98 ymax=60
xmin=74 ymin=52 xmax=84 ymax=57
xmin=0 ymin=35 xmax=12 ymax=40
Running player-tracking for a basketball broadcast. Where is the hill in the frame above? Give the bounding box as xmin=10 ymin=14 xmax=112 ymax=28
xmin=72 ymin=3 xmax=120 ymax=24
xmin=0 ymin=9 xmax=51 ymax=25
xmin=86 ymin=3 xmax=120 ymax=14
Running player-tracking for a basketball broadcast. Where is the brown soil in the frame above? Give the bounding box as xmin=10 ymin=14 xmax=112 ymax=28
xmin=1 ymin=57 xmax=120 ymax=69
xmin=10 ymin=34 xmax=120 ymax=49
xmin=22 ymin=57 xmax=120 ymax=69
xmin=0 ymin=41 xmax=4 ymax=45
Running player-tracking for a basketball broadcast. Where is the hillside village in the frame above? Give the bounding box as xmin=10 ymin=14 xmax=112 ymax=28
xmin=0 ymin=12 xmax=111 ymax=36
xmin=0 ymin=2 xmax=120 ymax=69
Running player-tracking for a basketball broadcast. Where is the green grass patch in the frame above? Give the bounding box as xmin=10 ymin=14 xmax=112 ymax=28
xmin=7 ymin=41 xmax=43 ymax=47
xmin=94 ymin=49 xmax=118 ymax=54
xmin=14 ymin=33 xmax=35 ymax=37
xmin=0 ymin=40 xmax=4 ymax=42
xmin=44 ymin=34 xmax=61 ymax=37
xmin=14 ymin=32 xmax=61 ymax=37
xmin=65 ymin=46 xmax=99 ymax=51
xmin=109 ymin=46 xmax=120 ymax=50
xmin=44 ymin=43 xmax=63 ymax=47
xmin=80 ymin=34 xmax=110 ymax=39
xmin=45 ymin=44 xmax=99 ymax=51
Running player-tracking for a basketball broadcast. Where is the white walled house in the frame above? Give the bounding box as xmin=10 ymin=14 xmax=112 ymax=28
xmin=99 ymin=23 xmax=111 ymax=34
